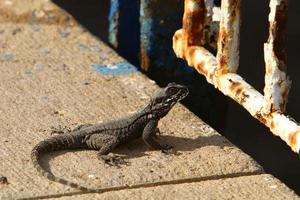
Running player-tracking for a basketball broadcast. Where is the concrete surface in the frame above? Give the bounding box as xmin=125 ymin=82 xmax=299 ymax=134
xmin=0 ymin=1 xmax=298 ymax=199
xmin=55 ymin=174 xmax=298 ymax=200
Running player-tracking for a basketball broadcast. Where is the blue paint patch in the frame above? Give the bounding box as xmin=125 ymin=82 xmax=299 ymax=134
xmin=91 ymin=45 xmax=101 ymax=52
xmin=40 ymin=96 xmax=49 ymax=100
xmin=79 ymin=44 xmax=88 ymax=50
xmin=60 ymin=31 xmax=70 ymax=38
xmin=47 ymin=15 xmax=57 ymax=21
xmin=3 ymin=53 xmax=14 ymax=60
xmin=92 ymin=62 xmax=138 ymax=76
xmin=42 ymin=50 xmax=50 ymax=56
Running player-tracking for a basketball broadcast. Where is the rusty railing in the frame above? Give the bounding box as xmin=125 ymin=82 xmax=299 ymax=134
xmin=173 ymin=0 xmax=300 ymax=154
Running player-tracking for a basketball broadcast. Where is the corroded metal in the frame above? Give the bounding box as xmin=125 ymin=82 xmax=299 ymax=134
xmin=216 ymin=0 xmax=240 ymax=74
xmin=204 ymin=0 xmax=220 ymax=49
xmin=263 ymin=0 xmax=291 ymax=113
xmin=173 ymin=0 xmax=300 ymax=153
xmin=182 ymin=0 xmax=207 ymax=48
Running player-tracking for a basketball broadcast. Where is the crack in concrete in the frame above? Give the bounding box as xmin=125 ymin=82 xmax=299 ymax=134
xmin=18 ymin=170 xmax=264 ymax=200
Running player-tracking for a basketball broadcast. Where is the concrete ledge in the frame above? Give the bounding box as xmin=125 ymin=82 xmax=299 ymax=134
xmin=41 ymin=174 xmax=298 ymax=200
xmin=0 ymin=1 xmax=298 ymax=200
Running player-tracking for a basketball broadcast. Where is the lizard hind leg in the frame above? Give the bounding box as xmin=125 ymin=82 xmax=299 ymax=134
xmin=142 ymin=120 xmax=174 ymax=154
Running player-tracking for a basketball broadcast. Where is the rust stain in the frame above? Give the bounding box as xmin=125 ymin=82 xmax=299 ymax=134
xmin=236 ymin=88 xmax=242 ymax=96
xmin=219 ymin=55 xmax=228 ymax=70
xmin=288 ymin=131 xmax=299 ymax=149
xmin=229 ymin=0 xmax=239 ymax=20
xmin=173 ymin=32 xmax=180 ymax=42
xmin=282 ymin=83 xmax=290 ymax=99
xmin=188 ymin=46 xmax=197 ymax=60
xmin=218 ymin=27 xmax=229 ymax=72
xmin=271 ymin=121 xmax=275 ymax=130
xmin=196 ymin=61 xmax=207 ymax=76
xmin=255 ymin=113 xmax=267 ymax=125
xmin=183 ymin=0 xmax=206 ymax=46
xmin=187 ymin=46 xmax=198 ymax=67
xmin=270 ymin=103 xmax=276 ymax=113
xmin=279 ymin=102 xmax=285 ymax=112
xmin=229 ymin=79 xmax=241 ymax=93
xmin=273 ymin=1 xmax=288 ymax=70
xmin=240 ymin=92 xmax=249 ymax=104
xmin=219 ymin=28 xmax=228 ymax=50
xmin=140 ymin=48 xmax=150 ymax=71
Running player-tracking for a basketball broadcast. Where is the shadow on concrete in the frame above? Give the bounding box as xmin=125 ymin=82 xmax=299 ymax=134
xmin=52 ymin=0 xmax=110 ymax=43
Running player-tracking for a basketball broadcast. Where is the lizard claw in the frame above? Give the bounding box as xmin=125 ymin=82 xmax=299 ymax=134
xmin=50 ymin=125 xmax=71 ymax=135
xmin=99 ymin=154 xmax=129 ymax=167
xmin=161 ymin=144 xmax=174 ymax=154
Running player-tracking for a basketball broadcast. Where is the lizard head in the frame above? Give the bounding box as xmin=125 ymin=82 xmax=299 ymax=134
xmin=149 ymin=82 xmax=189 ymax=118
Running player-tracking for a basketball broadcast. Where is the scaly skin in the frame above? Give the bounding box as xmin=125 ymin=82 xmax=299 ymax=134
xmin=31 ymin=82 xmax=189 ymax=192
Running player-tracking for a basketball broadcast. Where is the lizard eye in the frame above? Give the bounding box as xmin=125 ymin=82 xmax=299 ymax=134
xmin=155 ymin=98 xmax=163 ymax=103
xmin=167 ymin=87 xmax=177 ymax=95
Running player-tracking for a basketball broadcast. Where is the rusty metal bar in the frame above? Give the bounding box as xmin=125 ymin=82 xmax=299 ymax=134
xmin=182 ymin=0 xmax=206 ymax=48
xmin=173 ymin=0 xmax=300 ymax=153
xmin=216 ymin=0 xmax=240 ymax=74
xmin=203 ymin=0 xmax=219 ymax=49
xmin=263 ymin=0 xmax=291 ymax=113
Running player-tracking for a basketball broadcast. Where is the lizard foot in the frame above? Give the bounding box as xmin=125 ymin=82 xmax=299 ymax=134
xmin=161 ymin=144 xmax=174 ymax=154
xmin=50 ymin=125 xmax=71 ymax=135
xmin=99 ymin=154 xmax=129 ymax=167
xmin=153 ymin=128 xmax=161 ymax=137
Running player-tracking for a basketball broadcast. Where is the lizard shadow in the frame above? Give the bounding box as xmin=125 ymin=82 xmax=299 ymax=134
xmin=116 ymin=134 xmax=234 ymax=160
xmin=41 ymin=134 xmax=233 ymax=172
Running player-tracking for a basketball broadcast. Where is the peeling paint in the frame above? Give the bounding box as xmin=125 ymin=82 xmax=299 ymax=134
xmin=42 ymin=50 xmax=49 ymax=56
xmin=216 ymin=0 xmax=240 ymax=74
xmin=92 ymin=62 xmax=138 ymax=76
xmin=3 ymin=53 xmax=14 ymax=60
xmin=59 ymin=31 xmax=70 ymax=38
xmin=263 ymin=0 xmax=290 ymax=113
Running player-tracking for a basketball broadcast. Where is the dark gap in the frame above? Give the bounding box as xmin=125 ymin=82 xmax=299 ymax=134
xmin=214 ymin=0 xmax=221 ymax=7
xmin=113 ymin=0 xmax=141 ymax=66
xmin=52 ymin=0 xmax=110 ymax=43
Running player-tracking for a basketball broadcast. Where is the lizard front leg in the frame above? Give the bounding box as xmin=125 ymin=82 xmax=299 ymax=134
xmin=91 ymin=136 xmax=127 ymax=167
xmin=142 ymin=120 xmax=173 ymax=153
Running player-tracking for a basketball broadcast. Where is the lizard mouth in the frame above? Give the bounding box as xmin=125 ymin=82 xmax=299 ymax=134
xmin=177 ymin=86 xmax=189 ymax=101
xmin=164 ymin=87 xmax=188 ymax=107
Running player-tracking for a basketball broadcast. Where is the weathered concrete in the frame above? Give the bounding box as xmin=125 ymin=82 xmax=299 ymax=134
xmin=0 ymin=1 xmax=298 ymax=200
xmin=54 ymin=174 xmax=298 ymax=200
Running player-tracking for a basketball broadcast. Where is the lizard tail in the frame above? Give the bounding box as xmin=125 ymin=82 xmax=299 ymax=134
xmin=31 ymin=134 xmax=97 ymax=192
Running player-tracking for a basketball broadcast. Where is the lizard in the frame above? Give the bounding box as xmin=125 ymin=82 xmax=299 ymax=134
xmin=31 ymin=82 xmax=189 ymax=192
